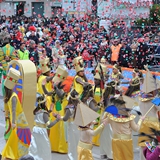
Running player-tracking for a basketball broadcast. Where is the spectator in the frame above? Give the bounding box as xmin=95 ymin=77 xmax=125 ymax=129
xmin=17 ymin=42 xmax=29 ymax=60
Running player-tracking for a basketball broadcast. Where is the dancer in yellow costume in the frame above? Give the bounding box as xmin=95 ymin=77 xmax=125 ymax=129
xmin=73 ymin=56 xmax=89 ymax=96
xmin=92 ymin=63 xmax=107 ymax=146
xmin=103 ymin=96 xmax=143 ymax=160
xmin=138 ymin=65 xmax=160 ymax=160
xmin=37 ymin=58 xmax=53 ymax=110
xmin=1 ymin=68 xmax=31 ymax=160
xmin=42 ymin=66 xmax=69 ymax=153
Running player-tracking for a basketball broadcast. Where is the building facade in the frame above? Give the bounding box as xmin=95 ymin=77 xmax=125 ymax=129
xmin=0 ymin=0 xmax=92 ymax=17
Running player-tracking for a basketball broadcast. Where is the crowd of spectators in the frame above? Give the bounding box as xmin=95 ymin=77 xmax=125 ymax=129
xmin=0 ymin=15 xmax=160 ymax=69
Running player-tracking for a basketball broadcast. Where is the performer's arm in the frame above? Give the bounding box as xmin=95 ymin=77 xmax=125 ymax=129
xmin=89 ymin=100 xmax=99 ymax=112
xmin=76 ymin=77 xmax=88 ymax=86
xmin=46 ymin=76 xmax=53 ymax=83
xmin=54 ymin=84 xmax=65 ymax=99
xmin=43 ymin=112 xmax=59 ymax=128
xmin=11 ymin=96 xmax=17 ymax=124
xmin=42 ymin=84 xmax=53 ymax=96
xmin=130 ymin=120 xmax=141 ymax=132
xmin=118 ymin=73 xmax=124 ymax=79
xmin=87 ymin=123 xmax=105 ymax=136
xmin=62 ymin=108 xmax=72 ymax=121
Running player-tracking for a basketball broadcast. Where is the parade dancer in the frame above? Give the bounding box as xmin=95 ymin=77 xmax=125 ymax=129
xmin=91 ymin=63 xmax=106 ymax=146
xmin=137 ymin=127 xmax=160 ymax=160
xmin=74 ymin=102 xmax=106 ymax=160
xmin=21 ymin=93 xmax=60 ymax=160
xmin=138 ymin=93 xmax=160 ymax=160
xmin=110 ymin=64 xmax=124 ymax=82
xmin=73 ymin=56 xmax=89 ymax=96
xmin=37 ymin=58 xmax=53 ymax=111
xmin=42 ymin=66 xmax=69 ymax=153
xmin=100 ymin=81 xmax=119 ymax=160
xmin=103 ymin=96 xmax=144 ymax=160
xmin=124 ymin=68 xmax=143 ymax=152
xmin=1 ymin=68 xmax=31 ymax=160
xmin=61 ymin=89 xmax=80 ymax=160
xmin=138 ymin=65 xmax=160 ymax=160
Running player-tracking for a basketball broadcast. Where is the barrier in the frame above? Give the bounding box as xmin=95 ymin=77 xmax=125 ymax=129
xmin=62 ymin=65 xmax=160 ymax=93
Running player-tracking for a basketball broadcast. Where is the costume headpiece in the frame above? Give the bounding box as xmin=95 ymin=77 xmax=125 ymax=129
xmin=35 ymin=93 xmax=46 ymax=107
xmin=142 ymin=68 xmax=157 ymax=93
xmin=52 ymin=66 xmax=68 ymax=83
xmin=93 ymin=63 xmax=106 ymax=80
xmin=4 ymin=68 xmax=20 ymax=90
xmin=104 ymin=96 xmax=137 ymax=122
xmin=113 ymin=64 xmax=120 ymax=72
xmin=73 ymin=56 xmax=84 ymax=73
xmin=39 ymin=58 xmax=50 ymax=74
xmin=100 ymin=57 xmax=106 ymax=64
xmin=74 ymin=102 xmax=100 ymax=127
xmin=93 ymin=63 xmax=106 ymax=89
xmin=137 ymin=128 xmax=160 ymax=152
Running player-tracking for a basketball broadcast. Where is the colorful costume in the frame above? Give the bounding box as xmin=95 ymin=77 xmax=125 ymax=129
xmin=74 ymin=102 xmax=104 ymax=160
xmin=103 ymin=96 xmax=142 ymax=160
xmin=125 ymin=73 xmax=141 ymax=152
xmin=138 ymin=69 xmax=160 ymax=148
xmin=62 ymin=90 xmax=80 ymax=160
xmin=37 ymin=58 xmax=53 ymax=110
xmin=73 ymin=56 xmax=87 ymax=96
xmin=143 ymin=144 xmax=160 ymax=160
xmin=43 ymin=66 xmax=69 ymax=153
xmin=110 ymin=64 xmax=123 ymax=81
xmin=92 ymin=63 xmax=106 ymax=146
xmin=2 ymin=68 xmax=31 ymax=159
xmin=28 ymin=94 xmax=59 ymax=160
xmin=0 ymin=43 xmax=17 ymax=96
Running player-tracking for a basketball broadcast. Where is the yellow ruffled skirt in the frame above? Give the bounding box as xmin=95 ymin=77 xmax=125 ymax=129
xmin=112 ymin=134 xmax=133 ymax=160
xmin=138 ymin=117 xmax=160 ymax=147
xmin=77 ymin=141 xmax=93 ymax=160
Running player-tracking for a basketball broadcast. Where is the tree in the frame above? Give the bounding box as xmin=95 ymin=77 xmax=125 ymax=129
xmin=135 ymin=4 xmax=160 ymax=26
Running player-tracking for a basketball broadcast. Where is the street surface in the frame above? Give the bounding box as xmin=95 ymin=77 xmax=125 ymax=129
xmin=0 ymin=84 xmax=140 ymax=160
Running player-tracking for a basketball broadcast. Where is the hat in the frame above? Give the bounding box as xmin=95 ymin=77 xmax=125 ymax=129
xmin=100 ymin=57 xmax=106 ymax=64
xmin=39 ymin=58 xmax=50 ymax=74
xmin=142 ymin=70 xmax=157 ymax=93
xmin=4 ymin=68 xmax=20 ymax=90
xmin=74 ymin=102 xmax=100 ymax=127
xmin=113 ymin=64 xmax=120 ymax=71
xmin=94 ymin=63 xmax=106 ymax=80
xmin=29 ymin=26 xmax=36 ymax=32
xmin=52 ymin=66 xmax=68 ymax=83
xmin=73 ymin=56 xmax=84 ymax=73
xmin=35 ymin=93 xmax=46 ymax=107
xmin=122 ymin=95 xmax=137 ymax=109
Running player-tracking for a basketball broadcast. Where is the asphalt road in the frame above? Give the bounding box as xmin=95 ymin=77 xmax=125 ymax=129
xmin=0 ymin=84 xmax=140 ymax=160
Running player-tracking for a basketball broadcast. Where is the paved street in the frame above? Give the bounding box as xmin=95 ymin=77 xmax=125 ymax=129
xmin=0 ymin=84 xmax=140 ymax=160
